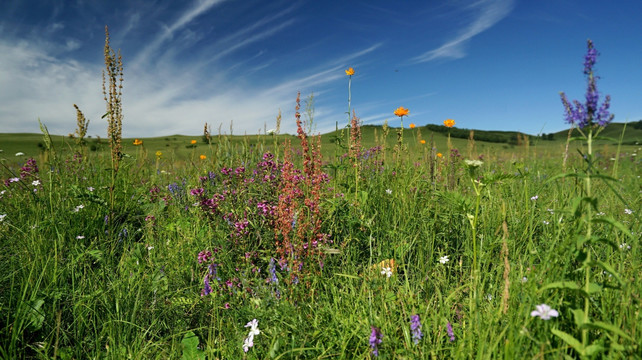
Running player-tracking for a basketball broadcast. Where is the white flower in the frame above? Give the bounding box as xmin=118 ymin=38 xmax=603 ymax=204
xmin=266 ymin=129 xmax=276 ymax=135
xmin=0 ymin=214 xmax=6 ymax=222
xmin=76 ymin=235 xmax=85 ymax=239
xmin=32 ymin=180 xmax=41 ymax=186
xmin=439 ymin=255 xmax=449 ymax=264
xmin=381 ymin=267 xmax=392 ymax=278
xmin=624 ymin=209 xmax=633 ymax=215
xmin=619 ymin=243 xmax=631 ymax=250
xmin=73 ymin=204 xmax=85 ymax=212
xmin=87 ymin=187 xmax=95 ymax=192
xmin=530 ymin=304 xmax=559 ymax=320
xmin=385 ymin=189 xmax=392 ymax=195
xmin=464 ymin=159 xmax=483 ymax=167
xmin=530 ymin=195 xmax=538 ymax=201
xmin=15 ymin=152 xmax=25 ymax=156
xmin=521 ymin=276 xmax=528 ymax=283
xmin=542 ymin=220 xmax=550 ymax=225
xmin=147 ymin=246 xmax=154 ymax=251
xmin=243 ymin=319 xmax=260 ymax=352
xmin=9 ymin=177 xmax=19 ymax=183
xmin=596 ymin=212 xmax=605 ymax=216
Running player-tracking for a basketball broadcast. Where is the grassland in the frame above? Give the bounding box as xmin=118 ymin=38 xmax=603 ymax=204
xmin=0 ymin=119 xmax=640 ymax=359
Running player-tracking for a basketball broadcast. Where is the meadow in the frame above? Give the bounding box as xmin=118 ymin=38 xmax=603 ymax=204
xmin=0 ymin=33 xmax=641 ymax=359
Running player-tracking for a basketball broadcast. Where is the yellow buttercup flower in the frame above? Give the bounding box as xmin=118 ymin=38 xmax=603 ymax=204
xmin=155 ymin=151 xmax=162 ymax=157
xmin=190 ymin=139 xmax=197 ymax=145
xmin=133 ymin=139 xmax=143 ymax=146
xmin=394 ymin=106 xmax=409 ymax=117
xmin=443 ymin=119 xmax=455 ymax=128
xmin=199 ymin=154 xmax=206 ymax=160
xmin=345 ymin=67 xmax=355 ymax=76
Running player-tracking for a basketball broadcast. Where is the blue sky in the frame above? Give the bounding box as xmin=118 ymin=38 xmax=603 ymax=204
xmin=1 ymin=0 xmax=641 ymax=137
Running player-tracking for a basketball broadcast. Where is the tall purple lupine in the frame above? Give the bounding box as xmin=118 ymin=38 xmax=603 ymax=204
xmin=410 ymin=315 xmax=423 ymax=344
xmin=560 ymin=39 xmax=614 ymax=128
xmin=369 ymin=326 xmax=383 ymax=357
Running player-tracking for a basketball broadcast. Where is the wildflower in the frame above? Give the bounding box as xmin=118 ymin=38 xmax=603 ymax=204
xmin=439 ymin=255 xmax=449 ymax=264
xmin=619 ymin=243 xmax=631 ymax=250
xmin=385 ymin=189 xmax=392 ymax=195
xmin=521 ymin=276 xmax=528 ymax=283
xmin=543 ymin=220 xmax=550 ymax=225
xmin=9 ymin=177 xmax=19 ymax=183
xmin=199 ymin=154 xmax=206 ymax=160
xmin=436 ymin=152 xmax=443 ymax=158
xmin=443 ymin=119 xmax=455 ymax=128
xmin=560 ymin=40 xmax=613 ymax=128
xmin=394 ymin=106 xmax=409 ymax=117
xmin=446 ymin=322 xmax=455 ymax=342
xmin=420 ymin=139 xmax=426 ymax=144
xmin=409 ymin=123 xmax=416 ymax=129
xmin=381 ymin=267 xmax=392 ymax=278
xmin=201 ymin=275 xmax=212 ymax=296
xmin=0 ymin=214 xmax=6 ymax=222
xmin=369 ymin=326 xmax=383 ymax=357
xmin=464 ymin=159 xmax=483 ymax=167
xmin=596 ymin=211 xmax=605 ymax=216
xmin=530 ymin=304 xmax=559 ymax=320
xmin=133 ymin=139 xmax=143 ymax=146
xmin=243 ymin=319 xmax=260 ymax=352
xmin=155 ymin=151 xmax=162 ymax=157
xmin=87 ymin=187 xmax=95 ymax=192
xmin=15 ymin=152 xmax=25 ymax=156
xmin=530 ymin=195 xmax=538 ymax=201
xmin=345 ymin=67 xmax=355 ymax=76
xmin=73 ymin=204 xmax=84 ymax=212
xmin=624 ymin=208 xmax=633 ymax=215
xmin=190 ymin=139 xmax=197 ymax=145
xmin=198 ymin=250 xmax=212 ymax=264
xmin=32 ymin=180 xmax=40 ymax=186
xmin=76 ymin=235 xmax=85 ymax=239
xmin=410 ymin=315 xmax=423 ymax=345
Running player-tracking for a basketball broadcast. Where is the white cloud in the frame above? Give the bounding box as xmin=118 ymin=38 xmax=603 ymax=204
xmin=411 ymin=0 xmax=514 ymax=63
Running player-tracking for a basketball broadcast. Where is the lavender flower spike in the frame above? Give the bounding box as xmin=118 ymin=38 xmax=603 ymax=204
xmin=369 ymin=326 xmax=383 ymax=357
xmin=446 ymin=322 xmax=455 ymax=342
xmin=410 ymin=315 xmax=423 ymax=345
xmin=560 ymin=39 xmax=614 ymax=129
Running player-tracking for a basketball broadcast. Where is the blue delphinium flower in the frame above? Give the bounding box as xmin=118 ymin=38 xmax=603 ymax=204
xmin=410 ymin=315 xmax=423 ymax=345
xmin=560 ymin=39 xmax=614 ymax=129
xmin=369 ymin=326 xmax=383 ymax=357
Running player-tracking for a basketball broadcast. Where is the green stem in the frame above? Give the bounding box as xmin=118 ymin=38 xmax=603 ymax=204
xmin=582 ymin=129 xmax=593 ymax=347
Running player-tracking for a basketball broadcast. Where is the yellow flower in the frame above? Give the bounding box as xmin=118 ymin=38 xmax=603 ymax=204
xmin=420 ymin=139 xmax=426 ymax=144
xmin=345 ymin=67 xmax=355 ymax=76
xmin=133 ymin=139 xmax=143 ymax=146
xmin=409 ymin=123 xmax=416 ymax=129
xmin=394 ymin=106 xmax=409 ymax=117
xmin=437 ymin=152 xmax=443 ymax=158
xmin=443 ymin=119 xmax=455 ymax=128
xmin=190 ymin=139 xmax=197 ymax=145
xmin=155 ymin=151 xmax=162 ymax=157
xmin=199 ymin=154 xmax=207 ymax=160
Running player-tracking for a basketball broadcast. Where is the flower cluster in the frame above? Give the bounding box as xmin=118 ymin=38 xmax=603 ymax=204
xmin=242 ymin=319 xmax=260 ymax=352
xmin=369 ymin=326 xmax=383 ymax=357
xmin=560 ymin=39 xmax=614 ymax=128
xmin=410 ymin=315 xmax=423 ymax=345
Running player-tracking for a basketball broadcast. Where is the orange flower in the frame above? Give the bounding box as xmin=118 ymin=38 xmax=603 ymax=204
xmin=199 ymin=154 xmax=206 ymax=160
xmin=437 ymin=152 xmax=443 ymax=158
xmin=345 ymin=67 xmax=355 ymax=76
xmin=443 ymin=119 xmax=455 ymax=128
xmin=190 ymin=139 xmax=197 ymax=145
xmin=420 ymin=139 xmax=426 ymax=144
xmin=409 ymin=123 xmax=416 ymax=129
xmin=133 ymin=139 xmax=143 ymax=146
xmin=394 ymin=106 xmax=409 ymax=117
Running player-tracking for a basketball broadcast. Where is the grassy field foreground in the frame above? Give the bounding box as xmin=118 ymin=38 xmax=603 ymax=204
xmin=0 ymin=115 xmax=640 ymax=359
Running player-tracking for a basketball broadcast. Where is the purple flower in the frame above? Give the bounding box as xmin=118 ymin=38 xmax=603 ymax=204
xmin=446 ymin=322 xmax=455 ymax=342
xmin=369 ymin=326 xmax=383 ymax=357
xmin=560 ymin=39 xmax=614 ymax=129
xmin=201 ymin=275 xmax=212 ymax=296
xmin=268 ymin=258 xmax=278 ymax=284
xmin=410 ymin=315 xmax=423 ymax=345
xmin=198 ymin=250 xmax=212 ymax=264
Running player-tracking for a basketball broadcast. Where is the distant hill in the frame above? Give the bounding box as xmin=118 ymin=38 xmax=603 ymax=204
xmin=549 ymin=121 xmax=642 ymax=144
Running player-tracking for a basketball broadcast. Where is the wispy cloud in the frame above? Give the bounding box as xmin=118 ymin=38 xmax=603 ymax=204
xmin=411 ymin=0 xmax=514 ymax=63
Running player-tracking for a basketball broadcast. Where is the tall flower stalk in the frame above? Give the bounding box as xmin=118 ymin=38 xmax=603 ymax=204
xmin=543 ymin=39 xmax=635 ymax=357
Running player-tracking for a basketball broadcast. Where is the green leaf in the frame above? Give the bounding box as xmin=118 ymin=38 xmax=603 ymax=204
xmin=181 ymin=331 xmax=205 ymax=360
xmin=586 ymin=282 xmax=603 ymax=294
xmin=571 ymin=309 xmax=587 ymax=327
xmin=590 ymin=217 xmax=635 ymax=240
xmin=584 ymin=343 xmax=606 ymax=356
xmin=551 ymin=328 xmax=584 ymax=355
xmin=26 ymin=298 xmax=46 ymax=331
xmin=540 ymin=281 xmax=580 ymax=292
xmin=585 ymin=260 xmax=625 ymax=287
xmin=581 ymin=321 xmax=635 ymax=342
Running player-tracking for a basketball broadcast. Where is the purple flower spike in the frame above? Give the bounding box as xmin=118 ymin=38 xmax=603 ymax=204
xmin=410 ymin=315 xmax=423 ymax=345
xmin=446 ymin=322 xmax=455 ymax=342
xmin=369 ymin=326 xmax=383 ymax=357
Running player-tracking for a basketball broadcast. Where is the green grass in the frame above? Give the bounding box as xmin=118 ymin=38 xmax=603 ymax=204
xmin=0 ymin=123 xmax=640 ymax=359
